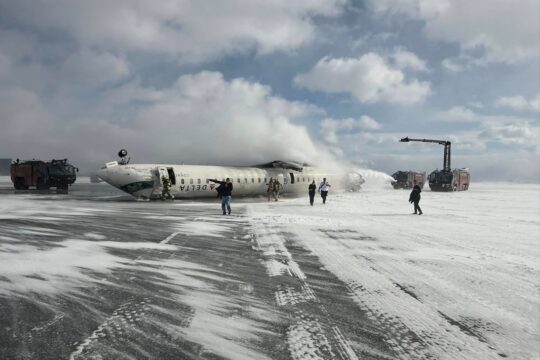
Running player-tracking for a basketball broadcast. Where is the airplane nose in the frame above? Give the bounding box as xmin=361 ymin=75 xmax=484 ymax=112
xmin=96 ymin=169 xmax=109 ymax=182
xmin=96 ymin=166 xmax=114 ymax=184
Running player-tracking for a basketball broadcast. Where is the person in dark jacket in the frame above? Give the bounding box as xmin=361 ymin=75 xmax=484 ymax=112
xmin=210 ymin=178 xmax=233 ymax=215
xmin=409 ymin=184 xmax=423 ymax=215
xmin=266 ymin=178 xmax=274 ymax=202
xmin=308 ymin=180 xmax=316 ymax=206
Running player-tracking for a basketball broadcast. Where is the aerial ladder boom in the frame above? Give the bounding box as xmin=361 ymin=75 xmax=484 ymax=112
xmin=400 ymin=137 xmax=451 ymax=171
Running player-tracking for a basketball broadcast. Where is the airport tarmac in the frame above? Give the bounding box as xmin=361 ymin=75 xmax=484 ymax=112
xmin=0 ymin=178 xmax=539 ymax=360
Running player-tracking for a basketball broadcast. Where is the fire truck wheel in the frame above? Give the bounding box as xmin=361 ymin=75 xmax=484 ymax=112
xmin=37 ymin=178 xmax=49 ymax=190
xmin=56 ymin=182 xmax=69 ymax=193
xmin=14 ymin=178 xmax=25 ymax=190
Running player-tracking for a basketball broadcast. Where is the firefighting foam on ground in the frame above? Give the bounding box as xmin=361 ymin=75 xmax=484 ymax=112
xmin=0 ymin=175 xmax=538 ymax=360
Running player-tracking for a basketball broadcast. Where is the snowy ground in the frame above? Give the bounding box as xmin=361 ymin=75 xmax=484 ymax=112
xmin=0 ymin=179 xmax=538 ymax=359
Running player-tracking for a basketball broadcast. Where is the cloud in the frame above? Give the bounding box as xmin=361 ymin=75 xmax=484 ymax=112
xmin=495 ymin=94 xmax=540 ymax=113
xmin=370 ymin=0 xmax=540 ymax=64
xmin=479 ymin=123 xmax=538 ymax=146
xmin=435 ymin=106 xmax=479 ymax=122
xmin=0 ymin=31 xmax=131 ymax=96
xmin=60 ymin=50 xmax=130 ymax=88
xmin=0 ymin=71 xmax=332 ymax=170
xmin=436 ymin=105 xmax=540 ymax=131
xmin=441 ymin=58 xmax=464 ymax=72
xmin=359 ymin=115 xmax=383 ymax=130
xmin=434 ymin=105 xmax=539 ymax=148
xmin=294 ymin=53 xmax=431 ymax=104
xmin=320 ymin=115 xmax=382 ymax=144
xmin=1 ymin=0 xmax=347 ymax=62
xmin=392 ymin=49 xmax=428 ymax=71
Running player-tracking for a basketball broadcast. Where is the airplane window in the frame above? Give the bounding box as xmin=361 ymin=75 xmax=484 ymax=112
xmin=181 ymin=178 xmax=185 ymax=185
xmin=303 ymin=177 xmax=305 ymax=182
xmin=237 ymin=178 xmax=240 ymax=183
xmin=244 ymin=178 xmax=248 ymax=183
xmin=206 ymin=179 xmax=209 ymax=184
xmin=197 ymin=178 xmax=201 ymax=184
xmin=264 ymin=178 xmax=267 ymax=183
xmin=190 ymin=179 xmax=193 ymax=184
xmin=251 ymin=178 xmax=254 ymax=183
xmin=258 ymin=178 xmax=261 ymax=183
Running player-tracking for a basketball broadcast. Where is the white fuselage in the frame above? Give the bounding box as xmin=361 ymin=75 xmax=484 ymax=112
xmin=97 ymin=161 xmax=330 ymax=199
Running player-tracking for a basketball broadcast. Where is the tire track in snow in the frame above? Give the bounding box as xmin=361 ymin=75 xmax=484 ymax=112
xmin=249 ymin=215 xmax=359 ymax=360
xmin=69 ymin=229 xmax=193 ymax=359
xmin=294 ymin=225 xmax=506 ymax=360
xmin=69 ymin=298 xmax=151 ymax=360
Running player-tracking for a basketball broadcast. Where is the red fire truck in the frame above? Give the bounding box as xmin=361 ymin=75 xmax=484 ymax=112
xmin=11 ymin=159 xmax=78 ymax=192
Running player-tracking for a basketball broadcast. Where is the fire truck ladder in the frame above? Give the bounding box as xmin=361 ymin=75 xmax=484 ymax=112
xmin=400 ymin=137 xmax=451 ymax=172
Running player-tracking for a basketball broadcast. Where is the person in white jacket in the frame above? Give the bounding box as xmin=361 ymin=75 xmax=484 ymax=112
xmin=318 ymin=178 xmax=331 ymax=204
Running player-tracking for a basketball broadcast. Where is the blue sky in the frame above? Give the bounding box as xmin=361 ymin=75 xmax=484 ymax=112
xmin=0 ymin=0 xmax=538 ymax=181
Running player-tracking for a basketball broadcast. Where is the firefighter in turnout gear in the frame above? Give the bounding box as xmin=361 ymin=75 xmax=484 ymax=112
xmin=160 ymin=175 xmax=174 ymax=200
xmin=273 ymin=179 xmax=283 ymax=201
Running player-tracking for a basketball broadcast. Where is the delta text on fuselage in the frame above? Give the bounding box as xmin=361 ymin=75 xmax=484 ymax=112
xmin=97 ymin=160 xmax=330 ymax=200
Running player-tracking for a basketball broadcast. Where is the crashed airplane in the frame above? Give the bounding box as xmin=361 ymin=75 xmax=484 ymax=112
xmin=97 ymin=150 xmax=331 ymax=199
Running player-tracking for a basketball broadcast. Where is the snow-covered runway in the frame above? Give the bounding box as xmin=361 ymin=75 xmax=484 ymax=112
xmin=0 ymin=180 xmax=538 ymax=359
xmin=249 ymin=183 xmax=540 ymax=359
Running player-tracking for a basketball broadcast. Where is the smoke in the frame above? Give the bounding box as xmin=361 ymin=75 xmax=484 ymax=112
xmin=0 ymin=72 xmax=336 ymax=173
xmin=0 ymin=68 xmax=393 ymax=184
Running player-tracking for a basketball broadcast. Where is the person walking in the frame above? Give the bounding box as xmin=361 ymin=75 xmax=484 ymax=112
xmin=210 ymin=178 xmax=233 ymax=215
xmin=318 ymin=178 xmax=331 ymax=204
xmin=266 ymin=178 xmax=274 ymax=202
xmin=273 ymin=178 xmax=282 ymax=201
xmin=409 ymin=184 xmax=423 ymax=215
xmin=160 ymin=175 xmax=174 ymax=200
xmin=308 ymin=180 xmax=316 ymax=206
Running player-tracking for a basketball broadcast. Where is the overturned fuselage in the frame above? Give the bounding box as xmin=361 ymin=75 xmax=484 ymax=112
xmin=97 ymin=160 xmax=331 ymax=199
